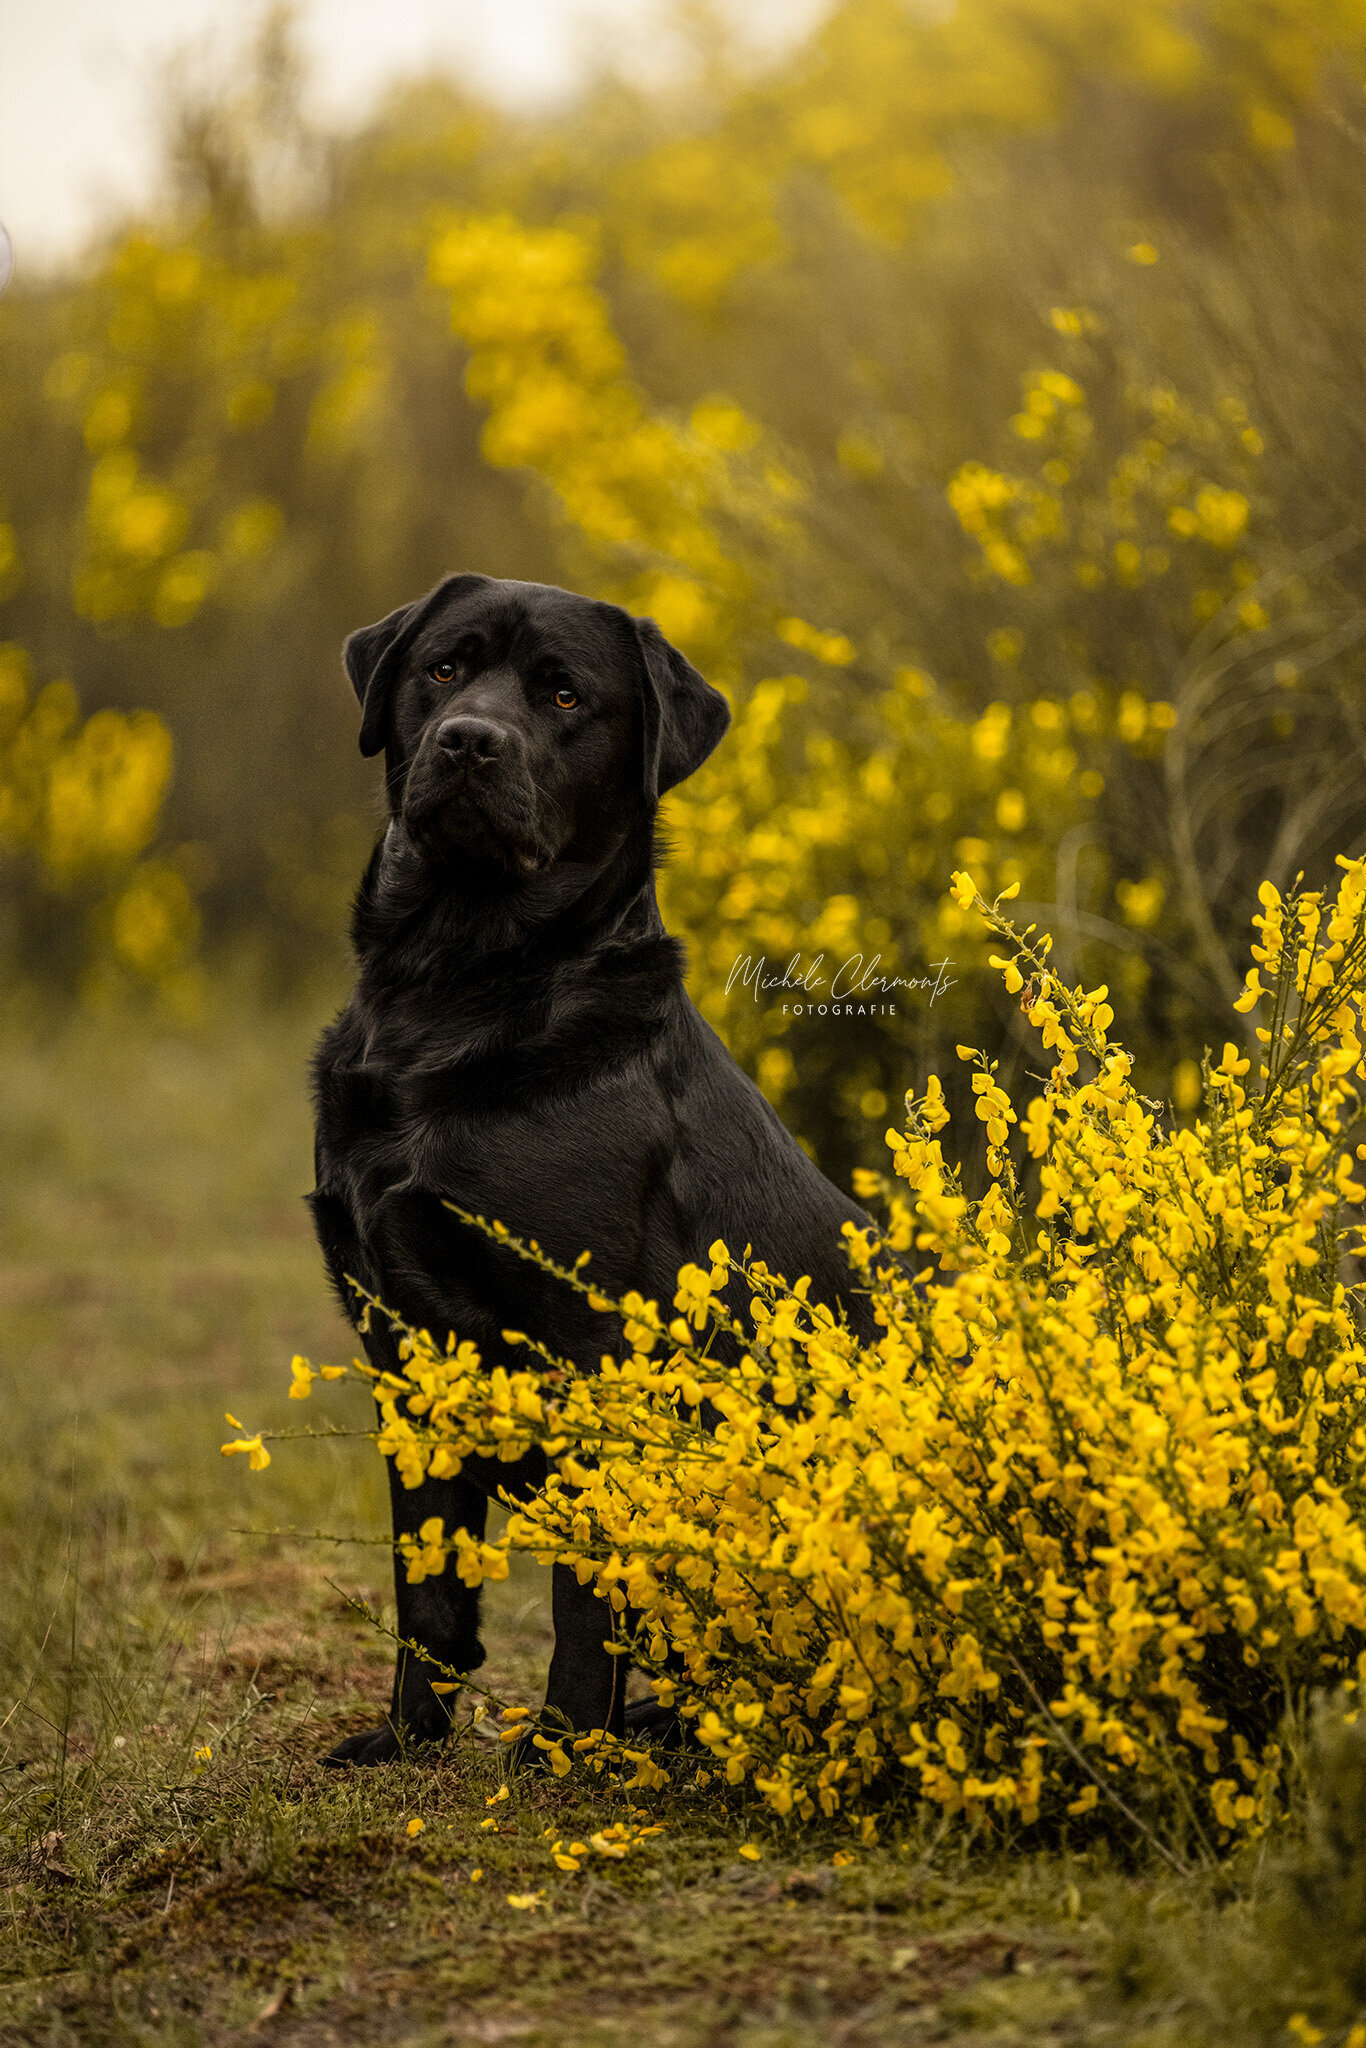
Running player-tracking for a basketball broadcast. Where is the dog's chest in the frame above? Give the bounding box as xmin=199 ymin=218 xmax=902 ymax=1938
xmin=314 ymin=1034 xmax=490 ymax=1215
xmin=313 ymin=1000 xmax=685 ymax=1281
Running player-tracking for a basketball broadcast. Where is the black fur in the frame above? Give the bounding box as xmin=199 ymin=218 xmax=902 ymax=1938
xmin=310 ymin=574 xmax=877 ymax=1765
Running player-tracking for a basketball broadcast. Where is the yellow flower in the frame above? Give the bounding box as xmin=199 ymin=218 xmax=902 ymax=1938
xmin=220 ymin=1432 xmax=270 ymax=1471
xmin=1233 ymin=968 xmax=1266 ymax=1013
xmin=507 ymin=1892 xmax=545 ymax=1911
xmin=406 ymin=1817 xmax=425 ymax=1838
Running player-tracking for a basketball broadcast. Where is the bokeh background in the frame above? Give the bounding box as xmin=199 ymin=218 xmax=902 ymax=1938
xmin=6 ymin=0 xmax=1366 ymax=1181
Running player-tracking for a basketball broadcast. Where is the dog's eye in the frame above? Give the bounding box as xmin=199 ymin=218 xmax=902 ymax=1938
xmin=429 ymin=662 xmax=456 ymax=684
xmin=553 ymin=687 xmax=579 ymax=709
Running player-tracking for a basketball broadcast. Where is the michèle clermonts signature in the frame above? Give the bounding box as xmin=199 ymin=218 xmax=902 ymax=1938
xmin=725 ymin=953 xmax=957 ymax=1017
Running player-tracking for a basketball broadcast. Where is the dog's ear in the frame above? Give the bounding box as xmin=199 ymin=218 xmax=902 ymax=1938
xmin=343 ymin=601 xmax=416 ymax=758
xmin=343 ymin=574 xmax=491 ymax=758
xmin=634 ymin=616 xmax=731 ymax=800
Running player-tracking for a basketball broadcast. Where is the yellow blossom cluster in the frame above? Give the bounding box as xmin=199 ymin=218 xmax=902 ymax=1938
xmin=0 ymin=644 xmax=171 ymax=881
xmin=427 ymin=213 xmax=754 ymax=665
xmin=47 ymin=236 xmax=295 ymax=631
xmin=0 ymin=641 xmax=198 ymax=996
xmin=657 ymin=667 xmax=1162 ymax=1145
xmin=251 ymin=852 xmax=1366 ymax=1855
xmin=612 ymin=0 xmax=1355 ymax=309
xmin=422 ymin=202 xmax=1219 ymax=1158
xmin=949 ymin=372 xmax=1264 ymax=628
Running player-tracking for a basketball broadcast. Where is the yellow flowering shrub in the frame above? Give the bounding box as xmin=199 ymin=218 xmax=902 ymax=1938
xmin=50 ymin=236 xmax=299 ymax=632
xmin=0 ymin=641 xmax=198 ymax=1000
xmin=613 ymin=0 xmax=1364 ymax=309
xmin=656 ymin=665 xmax=1158 ymax=1157
xmin=259 ymin=852 xmax=1366 ymax=1856
xmin=427 ymin=216 xmax=750 ymax=644
xmin=946 ymin=360 xmax=1268 ymax=654
xmin=0 ymin=649 xmax=169 ymax=878
xmin=426 ymin=199 xmax=1235 ymax=1167
xmin=426 ymin=210 xmax=771 ymax=670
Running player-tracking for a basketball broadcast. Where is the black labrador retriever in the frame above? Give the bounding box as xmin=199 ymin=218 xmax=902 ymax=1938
xmin=310 ymin=573 xmax=878 ymax=1766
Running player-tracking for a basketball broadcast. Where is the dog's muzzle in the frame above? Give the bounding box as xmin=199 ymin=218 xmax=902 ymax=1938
xmin=402 ymin=717 xmax=553 ymax=873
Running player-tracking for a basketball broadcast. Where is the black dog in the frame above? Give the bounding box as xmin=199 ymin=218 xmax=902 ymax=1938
xmin=309 ymin=573 xmax=878 ymax=1766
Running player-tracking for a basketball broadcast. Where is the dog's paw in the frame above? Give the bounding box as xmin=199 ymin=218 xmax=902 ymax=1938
xmin=503 ymin=1729 xmax=553 ymax=1778
xmin=624 ymin=1696 xmax=694 ymax=1752
xmin=322 ymin=1719 xmax=441 ymax=1769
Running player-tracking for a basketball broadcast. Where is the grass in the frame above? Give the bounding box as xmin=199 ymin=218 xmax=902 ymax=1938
xmin=2 ymin=993 xmax=1365 ymax=2046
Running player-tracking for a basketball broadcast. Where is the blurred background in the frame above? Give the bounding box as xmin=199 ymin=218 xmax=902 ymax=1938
xmin=6 ymin=0 xmax=1366 ymax=1167
xmin=7 ymin=0 xmax=1366 ymax=1180
xmin=3 ymin=0 xmax=1366 ymax=1843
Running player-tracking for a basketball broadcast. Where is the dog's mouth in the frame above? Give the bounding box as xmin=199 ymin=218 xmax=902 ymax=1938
xmin=402 ymin=764 xmax=557 ymax=876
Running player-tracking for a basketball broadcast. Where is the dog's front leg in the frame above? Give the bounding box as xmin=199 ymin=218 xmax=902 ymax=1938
xmin=540 ymin=1562 xmax=628 ymax=1739
xmin=325 ymin=1455 xmax=491 ymax=1768
xmin=389 ymin=1461 xmax=489 ymax=1732
xmin=325 ymin=1466 xmax=485 ymax=1769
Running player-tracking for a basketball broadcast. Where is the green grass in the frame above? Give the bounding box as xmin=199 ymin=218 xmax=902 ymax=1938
xmin=2 ymin=996 xmax=1366 ymax=2046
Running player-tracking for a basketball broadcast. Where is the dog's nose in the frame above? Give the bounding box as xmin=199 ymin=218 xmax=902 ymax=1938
xmin=436 ymin=716 xmax=504 ymax=765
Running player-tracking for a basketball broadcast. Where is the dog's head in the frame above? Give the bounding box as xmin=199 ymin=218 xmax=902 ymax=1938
xmin=343 ymin=574 xmax=730 ymax=876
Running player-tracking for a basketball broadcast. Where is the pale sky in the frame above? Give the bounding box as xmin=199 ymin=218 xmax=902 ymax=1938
xmin=0 ymin=0 xmax=828 ymax=273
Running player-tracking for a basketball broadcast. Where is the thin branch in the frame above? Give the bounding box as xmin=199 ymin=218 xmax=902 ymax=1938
xmin=1006 ymin=1654 xmax=1194 ymax=1879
